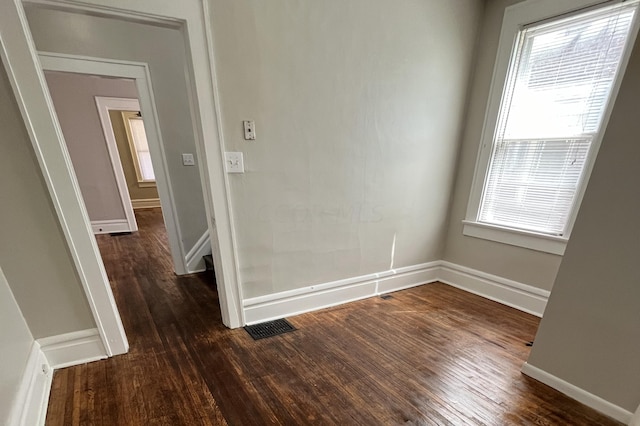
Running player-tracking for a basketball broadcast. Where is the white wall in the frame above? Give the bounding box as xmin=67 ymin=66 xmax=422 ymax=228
xmin=25 ymin=6 xmax=208 ymax=250
xmin=45 ymin=71 xmax=138 ymax=222
xmin=442 ymin=0 xmax=562 ymax=291
xmin=527 ymin=33 xmax=640 ymax=413
xmin=0 ymin=61 xmax=95 ymax=339
xmin=0 ymin=266 xmax=34 ymax=424
xmin=209 ymin=0 xmax=485 ymax=298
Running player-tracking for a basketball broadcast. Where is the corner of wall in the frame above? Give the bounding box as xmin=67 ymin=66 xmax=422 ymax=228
xmin=8 ymin=341 xmax=52 ymax=426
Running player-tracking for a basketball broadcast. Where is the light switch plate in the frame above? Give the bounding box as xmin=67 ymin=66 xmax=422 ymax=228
xmin=182 ymin=153 xmax=195 ymax=166
xmin=225 ymin=152 xmax=244 ymax=173
xmin=243 ymin=120 xmax=256 ymax=140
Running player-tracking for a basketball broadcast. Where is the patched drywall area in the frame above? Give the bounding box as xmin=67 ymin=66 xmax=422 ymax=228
xmin=442 ymin=0 xmax=562 ymax=291
xmin=26 ymin=7 xmax=208 ymax=251
xmin=527 ymin=34 xmax=640 ymax=413
xmin=45 ymin=71 xmax=138 ymax=222
xmin=0 ymin=62 xmax=95 ymax=339
xmin=209 ymin=0 xmax=484 ymax=298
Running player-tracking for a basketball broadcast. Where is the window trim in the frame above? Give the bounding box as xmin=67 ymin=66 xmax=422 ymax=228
xmin=464 ymin=0 xmax=640 ymax=255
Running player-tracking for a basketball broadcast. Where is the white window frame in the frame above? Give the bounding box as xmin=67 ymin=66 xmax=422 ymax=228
xmin=464 ymin=0 xmax=640 ymax=255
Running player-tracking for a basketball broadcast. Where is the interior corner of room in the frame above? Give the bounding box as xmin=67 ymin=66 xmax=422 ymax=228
xmin=2 ymin=0 xmax=640 ymax=424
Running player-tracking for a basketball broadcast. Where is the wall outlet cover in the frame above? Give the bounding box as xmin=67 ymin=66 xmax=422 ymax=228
xmin=182 ymin=153 xmax=195 ymax=166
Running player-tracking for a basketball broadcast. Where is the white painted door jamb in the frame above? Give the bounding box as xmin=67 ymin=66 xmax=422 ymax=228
xmin=15 ymin=0 xmax=245 ymax=331
xmin=92 ymin=96 xmax=140 ymax=235
xmin=0 ymin=0 xmax=128 ymax=356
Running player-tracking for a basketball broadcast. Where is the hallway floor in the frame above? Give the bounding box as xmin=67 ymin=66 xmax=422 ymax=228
xmin=44 ymin=208 xmax=621 ymax=425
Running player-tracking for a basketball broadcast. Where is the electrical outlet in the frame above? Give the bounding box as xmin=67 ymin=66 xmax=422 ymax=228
xmin=182 ymin=153 xmax=195 ymax=166
xmin=225 ymin=152 xmax=245 ymax=173
xmin=243 ymin=120 xmax=256 ymax=140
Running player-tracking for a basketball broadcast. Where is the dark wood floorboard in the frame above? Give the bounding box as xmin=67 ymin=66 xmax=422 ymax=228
xmin=45 ymin=208 xmax=621 ymax=425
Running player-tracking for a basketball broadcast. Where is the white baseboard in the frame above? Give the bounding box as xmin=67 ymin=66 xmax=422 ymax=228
xmin=91 ymin=219 xmax=130 ymax=234
xmin=38 ymin=328 xmax=107 ymax=369
xmin=521 ymin=363 xmax=633 ymax=424
xmin=9 ymin=341 xmax=52 ymax=426
xmin=243 ymin=260 xmax=549 ymax=324
xmin=131 ymin=198 xmax=161 ymax=210
xmin=243 ymin=261 xmax=440 ymax=325
xmin=8 ymin=329 xmax=108 ymax=425
xmin=438 ymin=261 xmax=550 ymax=317
xmin=185 ymin=231 xmax=211 ymax=273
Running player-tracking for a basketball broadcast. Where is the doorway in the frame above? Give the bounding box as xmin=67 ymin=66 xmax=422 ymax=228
xmin=39 ymin=53 xmax=192 ymax=276
xmin=2 ymin=1 xmax=244 ymax=359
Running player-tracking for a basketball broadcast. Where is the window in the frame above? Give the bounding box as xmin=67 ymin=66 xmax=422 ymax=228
xmin=122 ymin=111 xmax=156 ymax=186
xmin=464 ymin=0 xmax=639 ymax=255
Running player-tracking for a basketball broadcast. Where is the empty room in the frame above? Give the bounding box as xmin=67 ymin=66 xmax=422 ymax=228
xmin=1 ymin=0 xmax=639 ymax=425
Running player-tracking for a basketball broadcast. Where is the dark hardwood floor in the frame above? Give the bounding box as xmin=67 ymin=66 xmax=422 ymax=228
xmin=45 ymin=208 xmax=621 ymax=425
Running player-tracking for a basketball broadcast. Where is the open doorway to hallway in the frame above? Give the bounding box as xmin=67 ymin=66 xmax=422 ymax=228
xmin=43 ymin=71 xmax=176 ymax=268
xmin=4 ymin=0 xmax=244 ymax=342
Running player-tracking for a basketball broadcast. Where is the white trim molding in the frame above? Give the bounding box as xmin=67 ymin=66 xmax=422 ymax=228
xmin=93 ymin=96 xmax=140 ymax=234
xmin=8 ymin=342 xmax=52 ymax=426
xmin=131 ymin=198 xmax=161 ymax=210
xmin=522 ymin=363 xmax=634 ymax=424
xmin=8 ymin=329 xmax=108 ymax=426
xmin=243 ymin=262 xmax=441 ymax=325
xmin=91 ymin=219 xmax=130 ymax=235
xmin=185 ymin=231 xmax=211 ymax=274
xmin=438 ymin=261 xmax=550 ymax=317
xmin=244 ymin=260 xmax=551 ymax=325
xmin=462 ymin=221 xmax=567 ymax=256
xmin=38 ymin=328 xmax=107 ymax=370
xmin=90 ymin=95 xmax=140 ymax=232
xmin=1 ymin=0 xmax=129 ymax=358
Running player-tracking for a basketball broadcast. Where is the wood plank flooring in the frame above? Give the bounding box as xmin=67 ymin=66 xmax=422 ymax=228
xmin=45 ymin=208 xmax=621 ymax=425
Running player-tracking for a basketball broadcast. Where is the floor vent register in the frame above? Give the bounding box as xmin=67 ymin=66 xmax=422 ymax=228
xmin=244 ymin=318 xmax=296 ymax=340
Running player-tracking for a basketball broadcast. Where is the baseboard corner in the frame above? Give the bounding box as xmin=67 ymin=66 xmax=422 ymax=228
xmin=38 ymin=328 xmax=107 ymax=370
xmin=437 ymin=261 xmax=549 ymax=317
xmin=9 ymin=341 xmax=52 ymax=426
xmin=521 ymin=362 xmax=633 ymax=424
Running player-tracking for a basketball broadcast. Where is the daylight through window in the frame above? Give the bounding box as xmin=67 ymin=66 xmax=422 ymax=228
xmin=478 ymin=2 xmax=637 ymax=236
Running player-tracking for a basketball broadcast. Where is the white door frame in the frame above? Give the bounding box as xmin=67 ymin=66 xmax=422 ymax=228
xmin=1 ymin=0 xmax=244 ymax=356
xmin=92 ymin=96 xmax=140 ymax=235
xmin=39 ymin=53 xmax=194 ymax=278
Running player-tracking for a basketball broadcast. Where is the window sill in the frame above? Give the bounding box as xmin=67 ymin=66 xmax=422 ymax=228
xmin=138 ymin=181 xmax=157 ymax=188
xmin=462 ymin=220 xmax=567 ymax=255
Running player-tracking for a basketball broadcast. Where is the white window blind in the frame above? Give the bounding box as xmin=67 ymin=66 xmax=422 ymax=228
xmin=479 ymin=1 xmax=637 ymax=236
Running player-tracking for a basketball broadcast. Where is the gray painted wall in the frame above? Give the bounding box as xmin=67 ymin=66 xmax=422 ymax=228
xmin=45 ymin=71 xmax=138 ymax=222
xmin=26 ymin=7 xmax=208 ymax=251
xmin=442 ymin=0 xmax=562 ymax=291
xmin=0 ymin=267 xmax=34 ymax=424
xmin=527 ymin=34 xmax=640 ymax=412
xmin=0 ymin=62 xmax=95 ymax=339
xmin=209 ymin=0 xmax=484 ymax=298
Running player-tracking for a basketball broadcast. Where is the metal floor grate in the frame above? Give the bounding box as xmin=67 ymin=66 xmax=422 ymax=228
xmin=244 ymin=318 xmax=296 ymax=340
